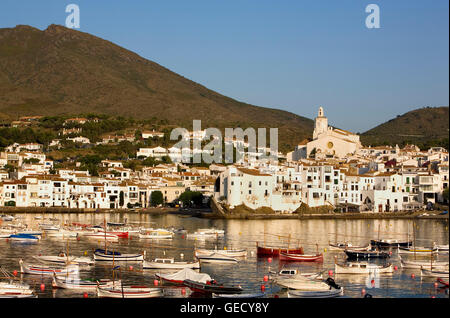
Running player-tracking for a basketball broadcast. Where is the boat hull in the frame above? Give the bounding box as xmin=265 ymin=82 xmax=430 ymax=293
xmin=279 ymin=253 xmax=323 ymax=262
xmin=256 ymin=244 xmax=304 ymax=256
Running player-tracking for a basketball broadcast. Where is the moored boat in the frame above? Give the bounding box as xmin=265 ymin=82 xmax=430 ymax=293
xmin=97 ymin=285 xmax=162 ymax=298
xmin=155 ymin=268 xmax=211 ymax=285
xmin=138 ymin=228 xmax=173 ymax=239
xmin=8 ymin=233 xmax=40 ymax=242
xmin=195 ymin=248 xmax=247 ymax=258
xmin=420 ymin=267 xmax=449 ymax=278
xmin=52 ymin=276 xmax=121 ymax=290
xmin=212 ymin=292 xmax=265 ymax=298
xmin=33 ymin=252 xmax=93 ymax=265
xmin=345 ymin=249 xmax=390 ymax=260
xmin=19 ymin=259 xmax=79 ymax=276
xmin=334 ymin=262 xmax=394 ymax=274
xmin=328 ymin=242 xmax=371 ymax=251
xmin=93 ymin=249 xmax=144 ymax=262
xmin=256 ymin=242 xmax=304 ymax=256
xmin=398 ymin=246 xmax=438 ymax=255
xmin=183 ymin=279 xmax=243 ymax=294
xmin=279 ymin=252 xmax=323 ymax=262
xmin=83 ymin=233 xmax=119 ymax=242
xmin=287 ymin=287 xmax=344 ymax=298
xmin=143 ymin=258 xmax=200 ymax=269
xmin=371 ymin=239 xmax=412 ymax=248
xmin=196 ymin=253 xmax=238 ymax=264
xmin=437 ymin=278 xmax=449 ymax=287
xmin=399 ymin=256 xmax=449 ymax=270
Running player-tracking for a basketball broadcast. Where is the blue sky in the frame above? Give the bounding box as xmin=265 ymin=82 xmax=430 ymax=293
xmin=1 ymin=0 xmax=448 ymax=132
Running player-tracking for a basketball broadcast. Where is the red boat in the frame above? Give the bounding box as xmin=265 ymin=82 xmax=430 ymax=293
xmin=437 ymin=278 xmax=449 ymax=287
xmin=279 ymin=252 xmax=323 ymax=262
xmin=256 ymin=242 xmax=304 ymax=256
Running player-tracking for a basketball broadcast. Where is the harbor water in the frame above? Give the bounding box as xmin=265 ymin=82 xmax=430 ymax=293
xmin=1 ymin=212 xmax=449 ymax=298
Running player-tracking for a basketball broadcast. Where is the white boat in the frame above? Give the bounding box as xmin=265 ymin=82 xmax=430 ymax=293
xmin=434 ymin=243 xmax=449 ymax=253
xmin=97 ymin=285 xmax=162 ymax=298
xmin=335 ymin=262 xmax=394 ymax=274
xmin=19 ymin=259 xmax=79 ymax=276
xmin=138 ymin=228 xmax=174 ymax=239
xmin=143 ymin=258 xmax=200 ymax=269
xmin=398 ymin=247 xmax=438 ymax=255
xmin=155 ymin=268 xmax=211 ymax=285
xmin=39 ymin=223 xmax=60 ymax=231
xmin=33 ymin=252 xmax=94 ymax=265
xmin=52 ymin=276 xmax=121 ymax=290
xmin=83 ymin=233 xmax=119 ymax=242
xmin=328 ymin=242 xmax=371 ymax=251
xmin=187 ymin=229 xmax=224 ymax=240
xmin=399 ymin=256 xmax=449 ymax=270
xmin=0 ymin=215 xmax=14 ymax=221
xmin=275 ymin=276 xmax=332 ymax=291
xmin=196 ymin=253 xmax=238 ymax=264
xmin=195 ymin=248 xmax=247 ymax=258
xmin=269 ymin=269 xmax=323 ymax=281
xmin=93 ymin=249 xmax=145 ymax=262
xmin=45 ymin=230 xmax=79 ymax=239
xmin=420 ymin=267 xmax=449 ymax=278
xmin=0 ymin=281 xmax=34 ymax=295
xmin=287 ymin=287 xmax=344 ymax=298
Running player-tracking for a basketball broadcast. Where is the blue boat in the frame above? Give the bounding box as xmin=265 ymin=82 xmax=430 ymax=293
xmin=9 ymin=234 xmax=40 ymax=242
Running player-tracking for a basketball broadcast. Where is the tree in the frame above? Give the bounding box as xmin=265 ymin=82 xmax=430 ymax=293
xmin=150 ymin=191 xmax=164 ymax=207
xmin=179 ymin=191 xmax=204 ymax=207
xmin=443 ymin=188 xmax=449 ymax=203
xmin=119 ymin=191 xmax=125 ymax=207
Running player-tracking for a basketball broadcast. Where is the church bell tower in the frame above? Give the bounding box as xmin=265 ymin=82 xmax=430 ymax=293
xmin=313 ymin=106 xmax=328 ymax=139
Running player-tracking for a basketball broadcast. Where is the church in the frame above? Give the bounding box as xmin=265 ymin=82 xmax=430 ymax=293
xmin=289 ymin=107 xmax=362 ymax=160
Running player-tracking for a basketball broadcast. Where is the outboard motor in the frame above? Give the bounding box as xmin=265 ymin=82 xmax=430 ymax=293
xmin=325 ymin=277 xmax=340 ymax=290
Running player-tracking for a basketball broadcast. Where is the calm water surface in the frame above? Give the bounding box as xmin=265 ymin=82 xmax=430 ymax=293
xmin=1 ymin=213 xmax=448 ymax=298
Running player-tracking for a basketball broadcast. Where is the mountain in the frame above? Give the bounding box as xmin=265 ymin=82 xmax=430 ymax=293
xmin=361 ymin=106 xmax=449 ymax=148
xmin=0 ymin=24 xmax=313 ymax=152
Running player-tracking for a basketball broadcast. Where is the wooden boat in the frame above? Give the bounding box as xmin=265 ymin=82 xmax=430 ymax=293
xmin=93 ymin=249 xmax=144 ymax=262
xmin=138 ymin=228 xmax=173 ymax=239
xmin=155 ymin=268 xmax=211 ymax=285
xmin=328 ymin=242 xmax=371 ymax=251
xmin=0 ymin=215 xmax=14 ymax=221
xmin=107 ymin=222 xmax=126 ymax=227
xmin=256 ymin=242 xmax=304 ymax=256
xmin=399 ymin=256 xmax=449 ymax=270
xmin=186 ymin=229 xmax=224 ymax=240
xmin=33 ymin=252 xmax=93 ymax=265
xmin=213 ymin=293 xmax=265 ymax=298
xmin=345 ymin=249 xmax=390 ymax=260
xmin=83 ymin=233 xmax=119 ymax=242
xmin=16 ymin=230 xmax=42 ymax=237
xmin=287 ymin=287 xmax=344 ymax=298
xmin=45 ymin=230 xmax=79 ymax=239
xmin=334 ymin=262 xmax=394 ymax=274
xmin=398 ymin=247 xmax=438 ymax=255
xmin=371 ymin=239 xmax=412 ymax=248
xmin=420 ymin=268 xmax=449 ymax=278
xmin=19 ymin=259 xmax=79 ymax=276
xmin=8 ymin=234 xmax=40 ymax=242
xmin=279 ymin=252 xmax=323 ymax=262
xmin=97 ymin=285 xmax=162 ymax=298
xmin=437 ymin=278 xmax=449 ymax=287
xmin=269 ymin=268 xmax=323 ymax=280
xmin=196 ymin=253 xmax=238 ymax=264
xmin=0 ymin=281 xmax=34 ymax=295
xmin=183 ymin=279 xmax=243 ymax=294
xmin=195 ymin=248 xmax=247 ymax=258
xmin=39 ymin=223 xmax=60 ymax=231
xmin=197 ymin=228 xmax=225 ymax=235
xmin=52 ymin=276 xmax=120 ymax=290
xmin=275 ymin=276 xmax=333 ymax=291
xmin=143 ymin=258 xmax=200 ymax=269
xmin=0 ymin=293 xmax=37 ymax=298
xmin=434 ymin=243 xmax=449 ymax=253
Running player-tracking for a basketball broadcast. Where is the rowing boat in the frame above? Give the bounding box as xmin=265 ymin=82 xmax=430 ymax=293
xmin=97 ymin=285 xmax=162 ymax=298
xmin=371 ymin=239 xmax=412 ymax=248
xmin=83 ymin=233 xmax=119 ymax=242
xmin=399 ymin=256 xmax=449 ymax=270
xmin=143 ymin=258 xmax=200 ymax=269
xmin=138 ymin=228 xmax=174 ymax=239
xmin=196 ymin=253 xmax=238 ymax=264
xmin=420 ymin=268 xmax=449 ymax=278
xmin=194 ymin=248 xmax=247 ymax=258
xmin=8 ymin=234 xmax=40 ymax=242
xmin=279 ymin=252 xmax=323 ymax=262
xmin=287 ymin=287 xmax=344 ymax=298
xmin=33 ymin=252 xmax=94 ymax=265
xmin=183 ymin=279 xmax=242 ymax=294
xmin=345 ymin=250 xmax=390 ymax=260
xmin=256 ymin=242 xmax=304 ymax=256
xmin=398 ymin=247 xmax=438 ymax=255
xmin=52 ymin=276 xmax=121 ymax=290
xmin=334 ymin=262 xmax=394 ymax=274
xmin=19 ymin=259 xmax=79 ymax=276
xmin=155 ymin=268 xmax=210 ymax=285
xmin=275 ymin=276 xmax=332 ymax=291
xmin=93 ymin=249 xmax=144 ymax=262
xmin=212 ymin=292 xmax=265 ymax=298
xmin=328 ymin=242 xmax=371 ymax=251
